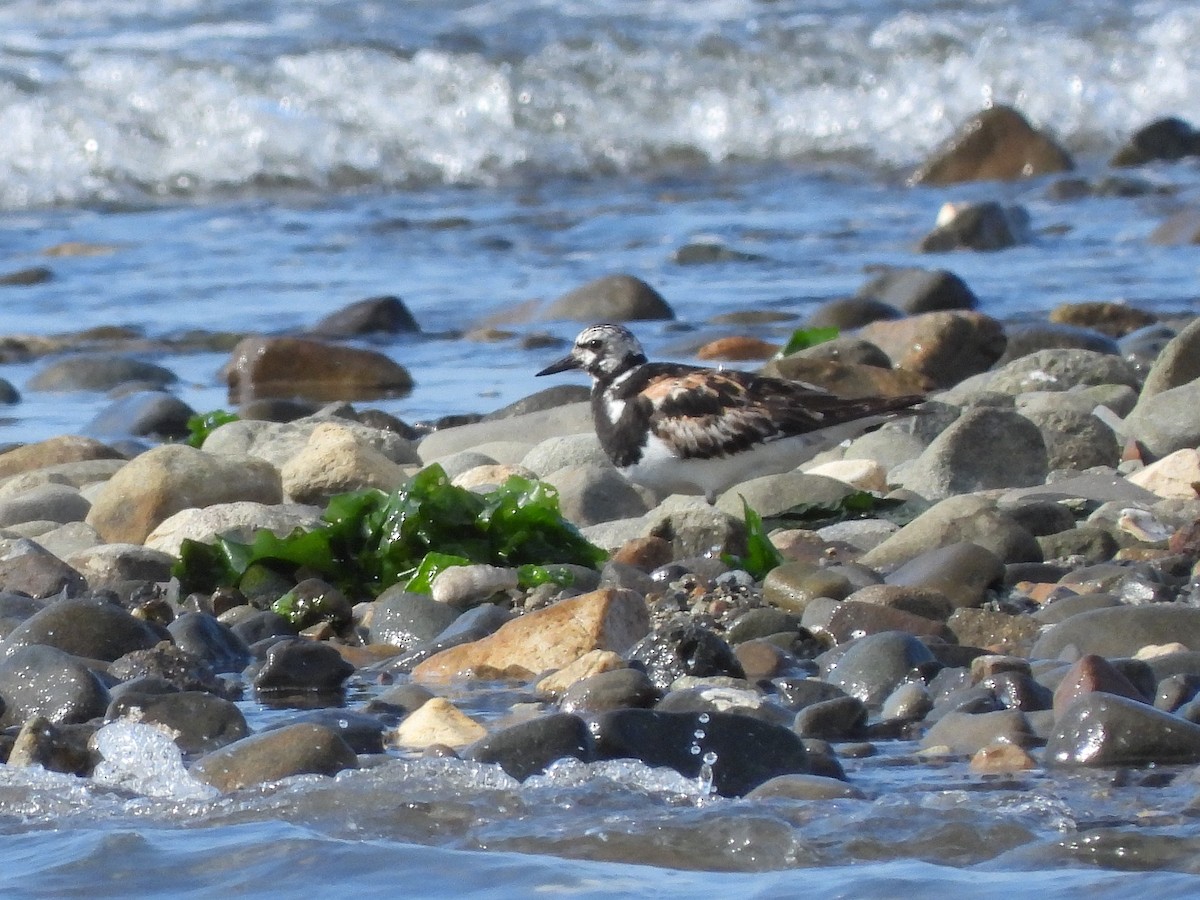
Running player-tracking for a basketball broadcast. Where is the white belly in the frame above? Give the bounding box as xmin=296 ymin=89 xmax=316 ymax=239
xmin=618 ymin=417 xmax=893 ymax=500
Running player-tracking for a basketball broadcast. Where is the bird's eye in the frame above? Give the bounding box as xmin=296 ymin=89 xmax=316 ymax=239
xmin=585 ymin=339 xmax=602 ymax=350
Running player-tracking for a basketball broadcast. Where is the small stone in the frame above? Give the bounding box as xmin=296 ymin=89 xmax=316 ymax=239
xmin=536 ymin=649 xmax=626 ymax=697
xmin=191 ymin=723 xmax=358 ymax=791
xmin=390 ymin=697 xmax=487 ymax=749
xmin=970 ymin=743 xmax=1037 ymax=773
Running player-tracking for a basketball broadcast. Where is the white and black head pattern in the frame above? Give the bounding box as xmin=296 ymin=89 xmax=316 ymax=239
xmin=538 ymin=322 xmax=924 ymax=499
xmin=535 ymin=323 xmax=648 ymax=382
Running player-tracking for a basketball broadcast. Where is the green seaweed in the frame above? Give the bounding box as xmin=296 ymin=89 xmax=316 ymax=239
xmin=722 ymin=497 xmax=784 ymax=580
xmin=184 ymin=409 xmax=239 ymax=447
xmin=171 ymin=464 xmax=606 ymax=600
xmin=775 ymin=326 xmax=840 ymax=358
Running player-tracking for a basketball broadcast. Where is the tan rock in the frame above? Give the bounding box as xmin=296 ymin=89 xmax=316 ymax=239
xmin=535 ymin=649 xmax=626 ymax=697
xmin=804 ymin=458 xmax=888 ymax=493
xmin=190 ymin=723 xmax=357 ymax=792
xmin=0 ymin=436 xmax=124 ymax=480
xmin=223 ymin=335 xmax=413 ymax=403
xmin=1126 ymin=449 xmax=1200 ymax=499
xmin=280 ymin=423 xmax=410 ymax=504
xmin=389 ymin=697 xmax=487 ymax=749
xmin=760 ymin=355 xmax=931 ymax=399
xmin=85 ymin=445 xmax=282 ymax=544
xmin=696 ymin=336 xmax=779 ymax=362
xmin=969 ymin=743 xmax=1036 ymax=773
xmin=144 ymin=501 xmax=324 ymax=557
xmin=1134 ymin=642 xmax=1190 ymax=660
xmin=410 ymin=588 xmax=650 ymax=682
xmin=452 ymin=464 xmax=537 ymax=491
xmin=910 ymin=105 xmax=1074 ymax=185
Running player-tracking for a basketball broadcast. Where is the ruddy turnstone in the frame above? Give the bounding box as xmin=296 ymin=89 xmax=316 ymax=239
xmin=537 ymin=323 xmax=923 ymax=501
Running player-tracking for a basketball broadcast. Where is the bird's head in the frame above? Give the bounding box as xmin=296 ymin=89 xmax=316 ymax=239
xmin=536 ymin=323 xmax=648 ymax=381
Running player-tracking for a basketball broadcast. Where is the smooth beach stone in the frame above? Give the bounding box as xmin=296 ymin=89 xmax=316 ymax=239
xmin=726 ymin=607 xmax=803 ymax=644
xmin=389 ymin=697 xmax=487 ymax=750
xmin=464 ymin=712 xmax=593 ymax=780
xmin=917 ymin=201 xmax=1030 ymax=252
xmin=364 ymin=682 xmax=437 ymax=719
xmin=996 ymin=323 xmax=1118 ymax=365
xmin=999 ymin=499 xmax=1078 ymax=537
xmin=85 ymin=444 xmax=282 ymax=545
xmin=417 ymin=403 xmax=591 ymax=465
xmin=859 ymin=310 xmax=1005 ymax=388
xmin=1126 ymin=449 xmax=1200 ymax=501
xmin=628 ymin=624 xmax=745 ymax=693
xmin=28 ymin=354 xmax=177 ymax=393
xmin=107 ymin=691 xmax=248 ymax=755
xmin=280 ymin=422 xmax=412 ymax=504
xmin=844 ymin=584 xmax=954 ymax=621
xmin=758 ymin=355 xmax=929 ymax=402
xmin=910 ymin=104 xmax=1073 ymax=185
xmin=541 ymin=464 xmax=649 ymax=527
xmin=168 ymin=612 xmax=252 ymax=674
xmin=804 ymin=296 xmax=902 ymax=330
xmin=1036 ymin=525 xmax=1119 ymax=564
xmin=1047 ymin=693 xmax=1200 ymax=767
xmin=1 ymin=596 xmax=160 ymax=661
xmin=979 ymin=671 xmax=1053 ymax=712
xmin=862 ymin=495 xmax=1041 ymax=570
xmin=733 ymin=639 xmax=797 ymax=680
xmin=795 ymin=336 xmax=892 ymax=369
xmin=87 ymin=390 xmax=195 ymax=440
xmin=227 ymin=610 xmax=297 ymax=647
xmin=535 ymin=649 xmax=626 ymax=697
xmin=0 ymin=644 xmax=110 ymax=727
xmin=893 ymin=408 xmax=1048 ymax=500
xmin=65 ymin=543 xmax=174 ymax=591
xmin=144 ymin=500 xmax=324 ymax=557
xmin=1112 ymin=116 xmax=1200 ymax=166
xmin=410 ymin=588 xmax=649 ymax=683
xmin=223 ymin=335 xmax=412 ymax=403
xmin=429 ymin=564 xmax=519 ymax=609
xmin=656 ymin=685 xmax=793 ymax=727
xmin=274 ymin=709 xmax=386 ymax=754
xmin=205 ymin=415 xmax=420 ymax=469
xmin=251 ymin=638 xmax=355 ymax=694
xmin=0 ymin=436 xmax=125 ymax=480
xmin=714 ymin=473 xmax=857 ymax=520
xmin=559 ymin=667 xmax=659 ymax=714
xmin=746 ymin=772 xmax=867 ymax=801
xmin=384 ymin=605 xmax=514 ymax=673
xmin=368 ymin=588 xmax=461 ymax=650
xmin=1031 ymin=604 xmax=1200 ymax=661
xmin=1145 ymin=653 xmax=1200 ymax=687
xmin=0 ymin=482 xmax=91 ymax=528
xmin=593 ymin=709 xmax=813 ymax=797
xmin=762 ymin=562 xmax=853 ymax=615
xmin=945 ymin=608 xmax=1040 ymax=654
xmin=823 ymin=600 xmax=954 ymax=643
xmin=520 ymin=433 xmax=610 ymax=476
xmin=793 ymin=695 xmax=867 ymax=740
xmin=0 ymin=538 xmax=87 ymax=599
xmin=1138 ymin=317 xmax=1200 ymax=400
xmin=307 ymin=295 xmax=419 ymax=337
xmin=1127 ymin=383 xmax=1200 ymax=458
xmin=921 ymin=709 xmax=1037 ymax=754
xmin=820 ymin=631 xmax=938 ymax=707
xmin=770 ymin=677 xmax=851 ymax=712
xmin=986 ymin=349 xmax=1140 ymax=396
xmin=884 ymin=542 xmax=1004 ymax=610
xmin=190 ymin=723 xmax=358 ymax=791
xmin=541 ymin=273 xmax=673 ymax=323
xmin=1051 ymin=654 xmax=1149 ymax=715
xmin=879 ymin=680 xmax=933 ymax=722
xmin=482 ymin=384 xmax=591 ymax=420
xmin=855 ymin=266 xmax=978 ymax=314
xmin=1154 ymin=673 xmax=1200 ymax=712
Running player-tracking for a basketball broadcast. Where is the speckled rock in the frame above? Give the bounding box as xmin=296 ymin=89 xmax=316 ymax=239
xmin=0 ymin=644 xmax=110 ymax=727
xmin=107 ymin=691 xmax=248 ymax=755
xmin=821 ymin=631 xmax=937 ymax=707
xmin=1047 ymin=693 xmax=1200 ymax=767
xmin=985 ymin=349 xmax=1140 ymax=396
xmin=1015 ymin=399 xmax=1120 ymax=471
xmin=1126 ymin=382 xmax=1200 ymax=458
xmin=910 ymin=105 xmax=1073 ymax=185
xmin=280 ymin=422 xmax=412 ymax=504
xmin=860 ymin=311 xmax=1006 ymax=387
xmin=1 ymin=597 xmax=161 ymax=661
xmin=0 ymin=538 xmax=87 ymax=598
xmin=251 ymin=638 xmax=355 ymax=694
xmin=629 ymin=624 xmax=745 ymax=692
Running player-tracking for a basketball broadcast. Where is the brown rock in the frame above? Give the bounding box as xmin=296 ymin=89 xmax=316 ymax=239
xmin=223 ymin=335 xmax=413 ymax=403
xmin=190 ymin=723 xmax=358 ymax=792
xmin=1049 ymin=302 xmax=1157 ymax=338
xmin=410 ymin=588 xmax=650 ymax=682
xmin=696 ymin=336 xmax=778 ymax=362
xmin=825 ymin=600 xmax=955 ymax=643
xmin=0 ymin=436 xmax=124 ymax=479
xmin=946 ymin=607 xmax=1041 ymax=655
xmin=910 ymin=105 xmax=1074 ymax=185
xmin=845 ymin=584 xmax=954 ymax=621
xmin=733 ymin=639 xmax=792 ymax=680
xmin=610 ymin=536 xmax=674 ymax=572
xmin=1052 ymin=653 xmax=1148 ymax=715
xmin=760 ymin=355 xmax=931 ymax=399
xmin=535 ymin=649 xmax=626 ymax=697
xmin=860 ymin=311 xmax=1006 ymax=388
xmin=85 ymin=444 xmax=282 ymax=544
xmin=970 ymin=743 xmax=1037 ymax=773
xmin=1149 ymin=209 xmax=1200 ymax=246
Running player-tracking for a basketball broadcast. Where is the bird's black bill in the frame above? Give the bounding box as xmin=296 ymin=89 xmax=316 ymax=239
xmin=536 ymin=353 xmax=579 ymax=376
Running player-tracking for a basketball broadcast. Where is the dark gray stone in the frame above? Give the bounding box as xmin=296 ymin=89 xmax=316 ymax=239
xmin=820 ymin=631 xmax=938 ymax=707
xmin=559 ymin=667 xmax=659 ymax=714
xmin=1 ymin=596 xmax=160 ymax=661
xmin=107 ymin=691 xmax=248 ymax=755
xmin=251 ymin=638 xmax=354 ymax=694
xmin=1047 ymin=693 xmax=1200 ymax=766
xmin=0 ymin=644 xmax=110 ymax=727
xmin=628 ymin=625 xmax=744 ymax=693
xmin=1031 ymin=604 xmax=1200 ymax=661
xmin=29 ymin=355 xmax=177 ymax=393
xmin=87 ymin=391 xmax=195 ymax=440
xmin=465 ymin=713 xmax=593 ymax=780
xmin=190 ymin=723 xmax=358 ymax=791
xmin=168 ymin=612 xmax=252 ymax=674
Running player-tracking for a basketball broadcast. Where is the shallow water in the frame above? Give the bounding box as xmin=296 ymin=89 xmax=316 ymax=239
xmin=3 ymin=0 xmax=1200 ymax=894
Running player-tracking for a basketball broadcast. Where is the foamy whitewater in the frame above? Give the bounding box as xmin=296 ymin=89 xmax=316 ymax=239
xmin=2 ymin=1 xmax=1200 ymax=896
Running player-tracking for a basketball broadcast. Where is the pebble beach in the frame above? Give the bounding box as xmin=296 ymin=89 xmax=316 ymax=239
xmin=4 ymin=1 xmax=1200 ymax=896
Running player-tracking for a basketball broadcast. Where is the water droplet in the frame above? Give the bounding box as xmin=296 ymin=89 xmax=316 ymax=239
xmin=702 ymin=750 xmax=718 ymax=766
xmin=698 ymin=713 xmax=710 ymax=724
